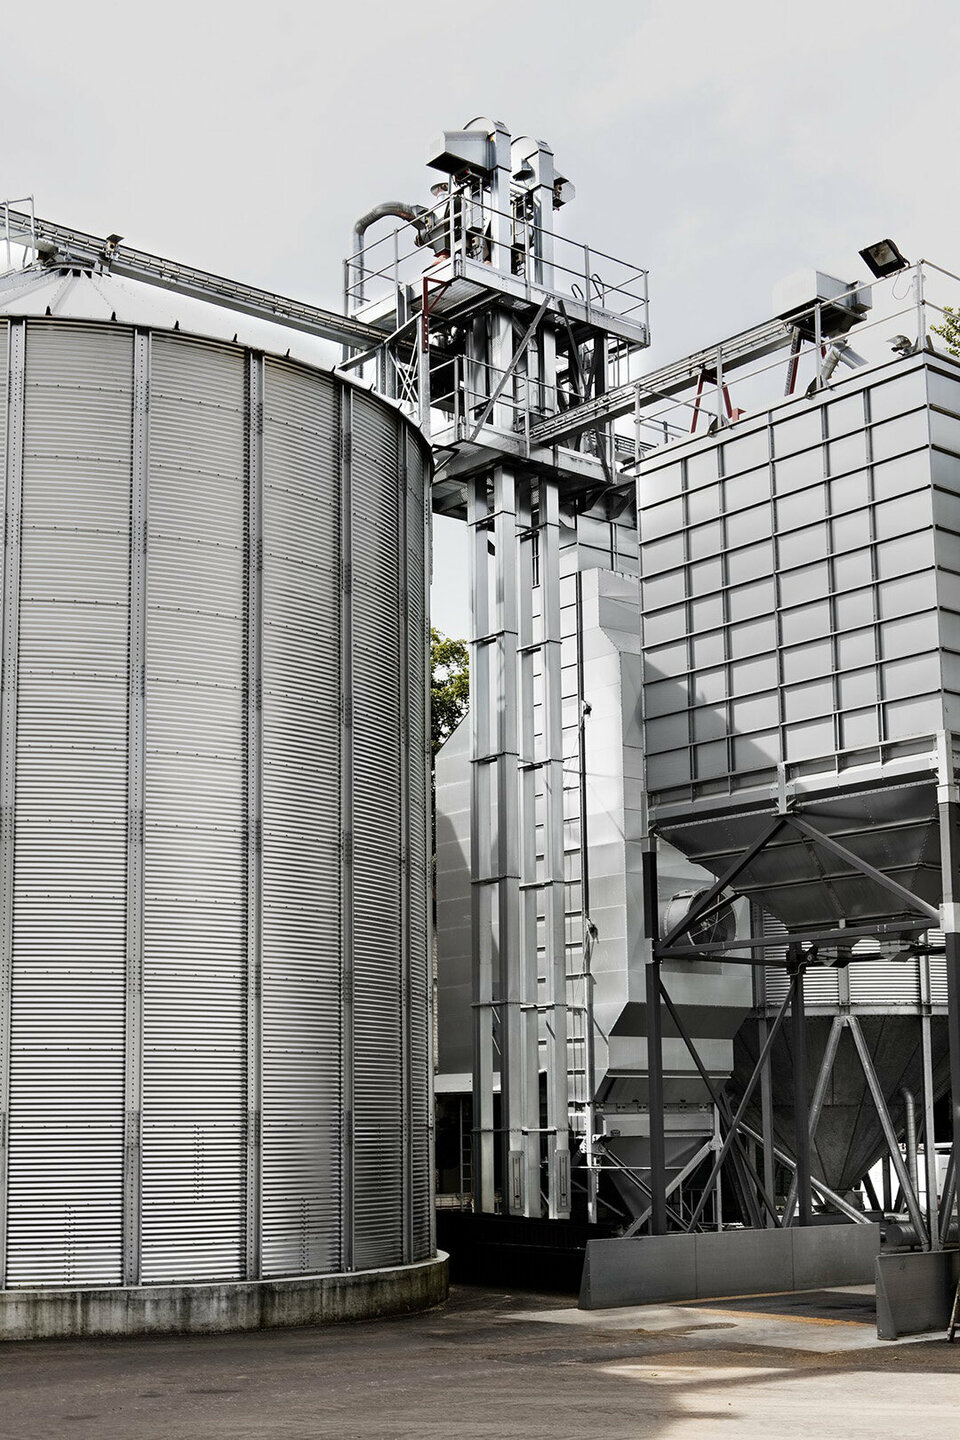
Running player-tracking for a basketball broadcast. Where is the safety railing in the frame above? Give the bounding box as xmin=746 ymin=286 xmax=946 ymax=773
xmin=344 ymin=194 xmax=649 ymax=335
xmin=1 ymin=197 xmax=37 ymax=272
xmin=628 ymin=258 xmax=960 ymax=460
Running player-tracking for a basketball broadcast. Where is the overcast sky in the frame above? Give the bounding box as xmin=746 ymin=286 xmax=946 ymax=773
xmin=3 ymin=0 xmax=958 ymax=637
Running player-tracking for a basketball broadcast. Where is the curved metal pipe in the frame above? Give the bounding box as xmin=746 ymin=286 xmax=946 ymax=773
xmin=350 ymin=202 xmax=427 ymax=308
xmin=901 ymin=1087 xmax=919 ymax=1198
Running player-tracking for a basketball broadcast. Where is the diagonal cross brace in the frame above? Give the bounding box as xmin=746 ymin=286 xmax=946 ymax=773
xmin=684 ymin=977 xmax=795 ymax=1232
xmin=847 ymin=1014 xmax=929 ymax=1246
xmin=785 ymin=815 xmax=941 ymax=924
xmin=658 ymin=978 xmax=780 ymax=1226
xmin=658 ymin=815 xmax=788 ymax=950
xmin=468 ymin=296 xmax=552 ymax=443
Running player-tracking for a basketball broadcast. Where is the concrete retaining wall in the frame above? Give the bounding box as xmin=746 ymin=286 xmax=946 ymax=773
xmin=875 ymin=1248 xmax=959 ymax=1339
xmin=0 ymin=1253 xmax=449 ymax=1341
xmin=579 ymin=1226 xmax=881 ymax=1309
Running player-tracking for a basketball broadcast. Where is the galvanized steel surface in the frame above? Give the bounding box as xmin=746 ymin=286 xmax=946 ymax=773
xmin=0 ymin=316 xmax=432 ymax=1288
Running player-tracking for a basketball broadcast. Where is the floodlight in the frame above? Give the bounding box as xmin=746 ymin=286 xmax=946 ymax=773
xmin=858 ymin=238 xmax=909 ymax=278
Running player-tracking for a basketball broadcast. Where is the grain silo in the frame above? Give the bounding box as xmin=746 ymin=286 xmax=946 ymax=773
xmin=0 ymin=264 xmax=443 ymax=1337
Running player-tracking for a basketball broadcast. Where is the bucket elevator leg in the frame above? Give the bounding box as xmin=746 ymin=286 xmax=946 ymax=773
xmin=517 ymin=482 xmax=544 ymax=1218
xmin=539 ymin=480 xmax=570 ymax=1219
xmin=469 ymin=476 xmax=496 ymax=1214
xmin=491 ymin=467 xmax=539 ymax=1215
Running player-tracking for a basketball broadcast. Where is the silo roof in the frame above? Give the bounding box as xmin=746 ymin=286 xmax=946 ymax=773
xmin=0 ymin=261 xmax=342 ymax=371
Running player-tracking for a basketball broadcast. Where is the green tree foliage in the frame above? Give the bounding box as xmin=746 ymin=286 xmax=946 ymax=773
xmin=932 ymin=306 xmax=960 ymax=358
xmin=430 ymin=627 xmax=469 ymax=758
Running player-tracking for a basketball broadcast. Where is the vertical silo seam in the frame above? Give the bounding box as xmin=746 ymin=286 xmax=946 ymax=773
xmin=399 ymin=424 xmax=412 ymax=1267
xmin=0 ymin=319 xmax=24 ymax=1289
xmin=420 ymin=442 xmax=435 ymax=1261
xmin=338 ymin=383 xmax=354 ymax=1271
xmin=244 ymin=352 xmax=264 ymax=1280
xmin=122 ymin=329 xmax=150 ymax=1285
xmin=405 ymin=430 xmax=432 ymax=1261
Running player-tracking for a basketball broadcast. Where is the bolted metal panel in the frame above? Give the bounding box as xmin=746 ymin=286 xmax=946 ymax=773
xmin=140 ymin=333 xmax=247 ymax=1284
xmin=259 ymin=358 xmax=342 ymax=1278
xmin=7 ymin=321 xmax=131 ymax=1286
xmin=638 ymin=356 xmax=948 ymax=822
xmin=350 ymin=392 xmax=404 ymax=1269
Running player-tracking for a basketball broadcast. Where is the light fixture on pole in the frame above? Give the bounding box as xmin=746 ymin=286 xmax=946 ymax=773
xmin=858 ymin=238 xmax=909 ymax=278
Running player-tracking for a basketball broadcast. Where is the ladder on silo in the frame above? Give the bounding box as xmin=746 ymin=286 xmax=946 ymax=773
xmin=948 ymin=1272 xmax=960 ymax=1342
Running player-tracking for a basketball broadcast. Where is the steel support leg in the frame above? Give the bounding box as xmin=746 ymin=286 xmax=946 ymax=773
xmin=783 ymin=1014 xmax=842 ymax=1226
xmin=848 ymin=1014 xmax=928 ymax=1245
xmin=685 ymin=984 xmax=794 ymax=1232
xmin=643 ymin=846 xmax=667 ymax=1235
xmin=939 ymin=786 xmax=960 ymax=1248
xmin=920 ymin=1001 xmax=940 ymax=1250
xmin=791 ymin=966 xmax=813 ymax=1226
xmin=759 ymin=1017 xmax=777 ymax=1227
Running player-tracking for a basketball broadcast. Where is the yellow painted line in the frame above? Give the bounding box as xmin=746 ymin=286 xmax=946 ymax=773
xmin=699 ymin=1307 xmax=871 ymax=1328
xmin=680 ymin=1289 xmax=798 ymax=1304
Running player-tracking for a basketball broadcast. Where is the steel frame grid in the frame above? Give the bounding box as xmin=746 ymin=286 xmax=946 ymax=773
xmin=637 ymin=752 xmax=960 ymax=1247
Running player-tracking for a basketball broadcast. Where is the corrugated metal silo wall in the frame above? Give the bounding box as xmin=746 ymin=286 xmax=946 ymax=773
xmin=0 ymin=317 xmax=432 ymax=1288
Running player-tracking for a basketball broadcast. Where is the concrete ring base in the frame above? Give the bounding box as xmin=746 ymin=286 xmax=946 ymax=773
xmin=0 ymin=1252 xmax=449 ymax=1342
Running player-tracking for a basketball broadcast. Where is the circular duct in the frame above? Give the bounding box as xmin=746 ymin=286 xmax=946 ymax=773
xmin=661 ymin=889 xmax=737 ymax=949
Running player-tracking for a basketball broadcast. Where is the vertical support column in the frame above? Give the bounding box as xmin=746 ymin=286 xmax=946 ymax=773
xmin=123 ymin=330 xmax=149 ymax=1286
xmin=937 ymin=732 xmax=960 ymax=1245
xmin=540 ymin=481 xmax=569 ymax=1219
xmin=468 ymin=475 xmax=496 ymax=1214
xmin=244 ymin=352 xmax=264 ymax=1280
xmin=491 ymin=468 xmax=530 ymax=1215
xmin=757 ymin=984 xmax=777 ymax=1226
xmin=488 ymin=124 xmax=518 ymax=439
xmin=643 ymin=844 xmax=667 ymax=1235
xmin=527 ymin=143 xmax=556 ymax=426
xmin=516 ymin=480 xmax=542 ymax=1218
xmin=574 ymin=570 xmax=598 ymax=1223
xmin=919 ymin=954 xmax=940 ymax=1250
xmin=0 ymin=319 xmax=25 ymax=1287
xmin=791 ymin=963 xmax=812 ymax=1226
xmin=339 ymin=387 xmax=355 ymax=1268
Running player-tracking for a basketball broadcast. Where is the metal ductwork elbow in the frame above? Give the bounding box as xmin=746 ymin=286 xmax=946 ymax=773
xmin=352 ymin=201 xmax=429 ymax=256
xmin=350 ymin=202 xmax=429 ymax=309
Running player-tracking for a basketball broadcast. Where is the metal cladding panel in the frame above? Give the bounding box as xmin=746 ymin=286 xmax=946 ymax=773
xmin=7 ymin=322 xmax=131 ymax=1286
xmin=140 ymin=334 xmax=247 ymax=1283
xmin=259 ymin=359 xmax=342 ymax=1277
xmin=350 ymin=394 xmax=404 ymax=1270
xmin=405 ymin=436 xmax=433 ymax=1261
xmin=0 ymin=315 xmax=433 ymax=1287
xmin=639 ymin=357 xmax=948 ymax=810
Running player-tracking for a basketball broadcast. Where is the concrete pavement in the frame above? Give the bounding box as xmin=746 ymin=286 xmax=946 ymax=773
xmin=0 ymin=1284 xmax=955 ymax=1439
